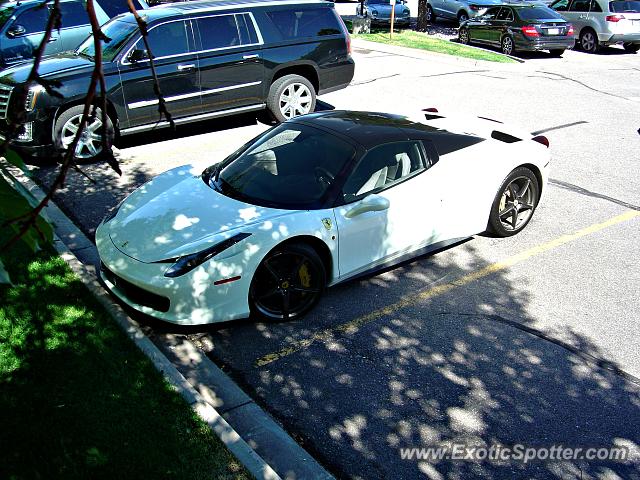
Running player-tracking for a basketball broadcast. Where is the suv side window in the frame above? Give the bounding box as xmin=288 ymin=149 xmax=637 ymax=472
xmin=13 ymin=6 xmax=49 ymax=34
xmin=266 ymin=7 xmax=341 ymax=39
xmin=483 ymin=7 xmax=501 ymax=19
xmin=132 ymin=20 xmax=191 ymax=58
xmin=342 ymin=141 xmax=429 ymax=201
xmin=58 ymin=1 xmax=90 ymax=28
xmin=99 ymin=0 xmax=146 ymax=17
xmin=551 ymin=0 xmax=570 ymax=11
xmin=194 ymin=13 xmax=261 ymax=51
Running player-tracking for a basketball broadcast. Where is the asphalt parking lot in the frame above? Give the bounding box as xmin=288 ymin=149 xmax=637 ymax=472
xmin=33 ymin=39 xmax=640 ymax=478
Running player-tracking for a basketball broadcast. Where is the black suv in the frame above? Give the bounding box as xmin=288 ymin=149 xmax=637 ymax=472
xmin=0 ymin=0 xmax=354 ymax=160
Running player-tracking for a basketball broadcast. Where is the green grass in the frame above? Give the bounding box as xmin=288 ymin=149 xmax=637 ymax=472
xmin=354 ymin=30 xmax=517 ymax=63
xmin=0 ymin=243 xmax=250 ymax=480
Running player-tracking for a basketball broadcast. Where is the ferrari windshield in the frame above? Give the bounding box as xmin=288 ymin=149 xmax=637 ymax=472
xmin=76 ymin=18 xmax=140 ymax=61
xmin=208 ymin=124 xmax=356 ymax=209
xmin=0 ymin=6 xmax=16 ymax=30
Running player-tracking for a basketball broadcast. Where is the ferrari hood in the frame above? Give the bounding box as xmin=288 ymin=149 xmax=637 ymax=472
xmin=106 ymin=165 xmax=290 ymax=263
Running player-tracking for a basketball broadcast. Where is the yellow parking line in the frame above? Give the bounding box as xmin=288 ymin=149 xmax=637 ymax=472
xmin=254 ymin=210 xmax=640 ymax=368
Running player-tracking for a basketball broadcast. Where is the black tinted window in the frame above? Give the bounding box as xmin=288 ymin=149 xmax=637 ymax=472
xmin=266 ymin=7 xmax=341 ymax=39
xmin=135 ymin=21 xmax=190 ymax=58
xmin=237 ymin=13 xmax=258 ymax=44
xmin=196 ymin=15 xmax=241 ymax=50
xmin=517 ymin=6 xmax=564 ymax=19
xmin=14 ymin=6 xmax=49 ymax=34
xmin=610 ymin=0 xmax=640 ymax=11
xmin=216 ymin=124 xmax=355 ymax=209
xmin=569 ymin=0 xmax=600 ymax=11
xmin=497 ymin=7 xmax=514 ymax=20
xmin=59 ymin=1 xmax=89 ymax=27
xmin=484 ymin=7 xmax=501 ymax=18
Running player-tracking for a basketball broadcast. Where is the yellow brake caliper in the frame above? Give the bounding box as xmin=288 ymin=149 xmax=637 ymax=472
xmin=298 ymin=263 xmax=311 ymax=291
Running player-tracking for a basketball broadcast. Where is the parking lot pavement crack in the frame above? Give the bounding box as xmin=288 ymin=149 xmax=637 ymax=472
xmin=535 ymin=70 xmax=630 ymax=101
xmin=351 ymin=73 xmax=400 ymax=86
xmin=548 ymin=178 xmax=640 ymax=211
xmin=446 ymin=311 xmax=640 ymax=386
xmin=418 ymin=69 xmax=489 ymax=78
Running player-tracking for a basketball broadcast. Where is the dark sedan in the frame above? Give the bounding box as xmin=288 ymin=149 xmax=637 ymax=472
xmin=458 ymin=4 xmax=575 ymax=56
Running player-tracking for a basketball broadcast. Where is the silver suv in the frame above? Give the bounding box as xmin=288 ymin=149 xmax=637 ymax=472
xmin=549 ymin=0 xmax=640 ymax=52
xmin=427 ymin=0 xmax=503 ymax=24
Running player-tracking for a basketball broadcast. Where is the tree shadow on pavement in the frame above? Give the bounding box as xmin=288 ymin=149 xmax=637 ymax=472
xmin=196 ymin=240 xmax=640 ymax=479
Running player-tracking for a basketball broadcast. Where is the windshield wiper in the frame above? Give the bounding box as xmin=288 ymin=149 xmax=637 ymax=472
xmin=76 ymin=51 xmax=94 ymax=61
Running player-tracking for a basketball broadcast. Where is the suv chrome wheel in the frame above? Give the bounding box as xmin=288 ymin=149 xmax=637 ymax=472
xmin=279 ymin=82 xmax=313 ymax=119
xmin=54 ymin=105 xmax=114 ymax=161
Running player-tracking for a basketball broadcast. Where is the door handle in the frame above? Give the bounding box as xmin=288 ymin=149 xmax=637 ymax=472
xmin=177 ymin=64 xmax=195 ymax=71
xmin=242 ymin=54 xmax=259 ymax=60
xmin=47 ymin=37 xmax=58 ymax=43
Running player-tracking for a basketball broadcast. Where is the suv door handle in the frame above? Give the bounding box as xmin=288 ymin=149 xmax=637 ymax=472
xmin=242 ymin=54 xmax=259 ymax=60
xmin=47 ymin=37 xmax=58 ymax=43
xmin=177 ymin=64 xmax=196 ymax=71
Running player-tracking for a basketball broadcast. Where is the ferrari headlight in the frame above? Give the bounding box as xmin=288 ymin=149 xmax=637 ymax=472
xmin=158 ymin=232 xmax=252 ymax=278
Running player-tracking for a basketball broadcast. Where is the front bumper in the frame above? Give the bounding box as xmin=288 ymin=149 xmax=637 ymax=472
xmin=96 ymin=223 xmax=254 ymax=325
xmin=370 ymin=15 xmax=411 ymax=25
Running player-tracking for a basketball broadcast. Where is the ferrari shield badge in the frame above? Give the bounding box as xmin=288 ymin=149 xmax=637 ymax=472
xmin=322 ymin=218 xmax=332 ymax=230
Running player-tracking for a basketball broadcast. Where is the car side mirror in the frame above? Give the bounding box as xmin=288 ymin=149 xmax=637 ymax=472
xmin=128 ymin=48 xmax=148 ymax=63
xmin=344 ymin=194 xmax=390 ymax=218
xmin=6 ymin=24 xmax=26 ymax=38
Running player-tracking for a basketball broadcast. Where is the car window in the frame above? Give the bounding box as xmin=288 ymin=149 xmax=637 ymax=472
xmin=483 ymin=7 xmax=501 ymax=18
xmin=342 ymin=141 xmax=428 ymax=201
xmin=14 ymin=6 xmax=49 ymax=34
xmin=0 ymin=6 xmax=17 ymax=30
xmin=195 ymin=14 xmax=243 ymax=50
xmin=236 ymin=13 xmax=259 ymax=44
xmin=569 ymin=0 xmax=601 ymax=11
xmin=551 ymin=0 xmax=570 ymax=10
xmin=132 ymin=20 xmax=191 ymax=58
xmin=215 ymin=124 xmax=356 ymax=209
xmin=497 ymin=7 xmax=514 ymax=21
xmin=517 ymin=6 xmax=564 ymax=19
xmin=609 ymin=0 xmax=640 ymax=11
xmin=266 ymin=7 xmax=341 ymax=39
xmin=59 ymin=1 xmax=90 ymax=28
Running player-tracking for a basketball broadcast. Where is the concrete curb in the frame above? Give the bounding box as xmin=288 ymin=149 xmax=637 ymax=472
xmin=5 ymin=166 xmax=333 ymax=480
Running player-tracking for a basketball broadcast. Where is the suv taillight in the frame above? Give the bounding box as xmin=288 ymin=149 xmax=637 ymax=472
xmin=336 ymin=13 xmax=352 ymax=54
xmin=521 ymin=25 xmax=540 ymax=37
xmin=605 ymin=14 xmax=625 ymax=22
xmin=470 ymin=4 xmax=481 ymax=10
xmin=567 ymin=24 xmax=574 ymax=35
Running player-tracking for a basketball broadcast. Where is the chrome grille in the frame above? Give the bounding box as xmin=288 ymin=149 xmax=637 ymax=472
xmin=0 ymin=83 xmax=13 ymax=120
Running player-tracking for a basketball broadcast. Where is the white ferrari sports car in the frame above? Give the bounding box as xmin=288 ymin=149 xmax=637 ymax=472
xmin=96 ymin=110 xmax=550 ymax=325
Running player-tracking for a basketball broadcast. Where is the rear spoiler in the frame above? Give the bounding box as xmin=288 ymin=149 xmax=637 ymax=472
xmin=411 ymin=108 xmax=549 ymax=148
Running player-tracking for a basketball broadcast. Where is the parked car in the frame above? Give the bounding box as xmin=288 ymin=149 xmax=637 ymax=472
xmin=0 ymin=0 xmax=354 ymax=161
xmin=548 ymin=0 xmax=640 ymax=52
xmin=357 ymin=0 xmax=411 ymax=26
xmin=96 ymin=109 xmax=550 ymax=325
xmin=459 ymin=4 xmax=575 ymax=55
xmin=427 ymin=0 xmax=503 ymax=24
xmin=0 ymin=0 xmax=149 ymax=69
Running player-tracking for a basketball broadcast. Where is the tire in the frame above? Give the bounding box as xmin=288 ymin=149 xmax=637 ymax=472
xmin=488 ymin=167 xmax=540 ymax=237
xmin=249 ymin=243 xmax=326 ymax=321
xmin=623 ymin=42 xmax=640 ymax=53
xmin=501 ymin=35 xmax=515 ymax=56
xmin=266 ymin=74 xmax=316 ymax=123
xmin=549 ymin=49 xmax=565 ymax=56
xmin=459 ymin=27 xmax=470 ymax=45
xmin=457 ymin=11 xmax=469 ymax=24
xmin=53 ymin=105 xmax=114 ymax=161
xmin=426 ymin=5 xmax=435 ymax=23
xmin=579 ymin=28 xmax=600 ymax=53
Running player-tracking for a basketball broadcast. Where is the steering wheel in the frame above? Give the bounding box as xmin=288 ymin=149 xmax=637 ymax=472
xmin=314 ymin=166 xmax=334 ymax=188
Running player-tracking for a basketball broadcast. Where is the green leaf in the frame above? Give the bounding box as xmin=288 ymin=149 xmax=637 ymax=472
xmin=0 ymin=176 xmax=54 ymax=253
xmin=0 ymin=259 xmax=10 ymax=284
xmin=2 ymin=149 xmax=31 ymax=177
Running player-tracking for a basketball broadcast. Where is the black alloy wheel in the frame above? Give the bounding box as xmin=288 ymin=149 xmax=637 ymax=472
xmin=250 ymin=243 xmax=326 ymax=321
